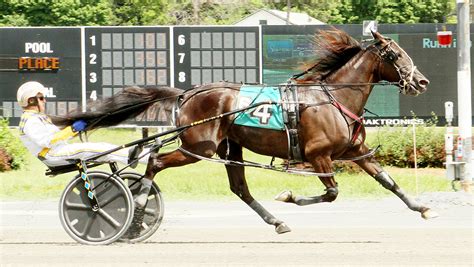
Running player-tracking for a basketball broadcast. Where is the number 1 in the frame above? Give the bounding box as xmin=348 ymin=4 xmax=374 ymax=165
xmin=90 ymin=35 xmax=96 ymax=46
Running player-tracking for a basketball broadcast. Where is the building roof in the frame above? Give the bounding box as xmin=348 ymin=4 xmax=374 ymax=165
xmin=234 ymin=9 xmax=325 ymax=26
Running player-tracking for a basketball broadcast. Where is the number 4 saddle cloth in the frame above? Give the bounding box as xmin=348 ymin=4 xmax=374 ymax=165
xmin=234 ymin=85 xmax=285 ymax=130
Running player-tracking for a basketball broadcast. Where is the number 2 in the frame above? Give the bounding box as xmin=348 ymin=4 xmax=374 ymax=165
xmin=89 ymin=54 xmax=97 ymax=64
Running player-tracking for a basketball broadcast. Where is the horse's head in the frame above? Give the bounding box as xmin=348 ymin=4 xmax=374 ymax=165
xmin=370 ymin=31 xmax=429 ymax=96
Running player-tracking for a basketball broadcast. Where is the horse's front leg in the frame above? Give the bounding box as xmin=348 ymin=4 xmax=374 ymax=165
xmin=275 ymin=155 xmax=339 ymax=206
xmin=354 ymin=155 xmax=439 ymax=219
xmin=217 ymin=140 xmax=291 ymax=234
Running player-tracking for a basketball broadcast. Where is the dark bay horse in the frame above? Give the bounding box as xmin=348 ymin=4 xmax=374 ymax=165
xmin=55 ymin=30 xmax=437 ymax=234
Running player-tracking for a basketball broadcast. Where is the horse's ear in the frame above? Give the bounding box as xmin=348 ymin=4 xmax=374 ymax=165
xmin=371 ymin=30 xmax=382 ymax=40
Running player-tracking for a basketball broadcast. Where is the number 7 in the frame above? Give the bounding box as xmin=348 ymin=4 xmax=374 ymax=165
xmin=178 ymin=53 xmax=185 ymax=64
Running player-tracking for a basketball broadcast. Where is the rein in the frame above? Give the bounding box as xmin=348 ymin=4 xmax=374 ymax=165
xmin=283 ymin=81 xmax=399 ymax=88
xmin=177 ymin=145 xmax=334 ymax=177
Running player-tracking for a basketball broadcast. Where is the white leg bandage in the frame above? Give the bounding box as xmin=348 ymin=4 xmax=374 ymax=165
xmin=134 ymin=178 xmax=153 ymax=208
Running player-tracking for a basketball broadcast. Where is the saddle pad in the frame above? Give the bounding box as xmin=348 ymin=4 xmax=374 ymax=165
xmin=234 ymin=85 xmax=284 ymax=130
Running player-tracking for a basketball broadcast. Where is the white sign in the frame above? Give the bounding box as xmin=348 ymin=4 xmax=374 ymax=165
xmin=363 ymin=20 xmax=378 ymax=36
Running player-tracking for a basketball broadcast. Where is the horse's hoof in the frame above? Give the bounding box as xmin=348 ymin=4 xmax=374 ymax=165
xmin=274 ymin=190 xmax=292 ymax=202
xmin=275 ymin=223 xmax=291 ymax=234
xmin=124 ymin=207 xmax=146 ymax=239
xmin=421 ymin=209 xmax=439 ymax=219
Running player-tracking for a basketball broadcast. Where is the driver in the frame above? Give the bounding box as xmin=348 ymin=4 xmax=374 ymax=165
xmin=17 ymin=81 xmax=149 ymax=167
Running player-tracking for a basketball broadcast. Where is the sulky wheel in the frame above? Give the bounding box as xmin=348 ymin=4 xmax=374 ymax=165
xmin=59 ymin=171 xmax=134 ymax=245
xmin=119 ymin=172 xmax=164 ymax=243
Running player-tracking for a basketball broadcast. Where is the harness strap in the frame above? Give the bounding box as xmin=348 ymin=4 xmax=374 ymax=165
xmin=331 ymin=101 xmax=362 ymax=123
xmin=331 ymin=101 xmax=364 ymax=145
xmin=280 ymin=83 xmax=303 ymax=162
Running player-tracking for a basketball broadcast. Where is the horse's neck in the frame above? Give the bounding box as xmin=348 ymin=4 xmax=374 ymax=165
xmin=325 ymin=51 xmax=379 ymax=115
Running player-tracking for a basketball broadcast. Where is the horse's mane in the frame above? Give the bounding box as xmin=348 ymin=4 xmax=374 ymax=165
xmin=300 ymin=29 xmax=362 ymax=82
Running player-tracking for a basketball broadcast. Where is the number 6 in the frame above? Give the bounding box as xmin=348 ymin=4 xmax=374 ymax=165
xmin=178 ymin=35 xmax=185 ymax=45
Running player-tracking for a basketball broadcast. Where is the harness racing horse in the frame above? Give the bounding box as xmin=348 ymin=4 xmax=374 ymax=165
xmin=55 ymin=30 xmax=437 ymax=235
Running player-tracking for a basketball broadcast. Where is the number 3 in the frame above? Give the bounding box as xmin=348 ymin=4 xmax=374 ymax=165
xmin=89 ymin=72 xmax=97 ymax=83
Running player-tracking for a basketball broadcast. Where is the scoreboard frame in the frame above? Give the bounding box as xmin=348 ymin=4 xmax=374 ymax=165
xmin=172 ymin=26 xmax=261 ymax=89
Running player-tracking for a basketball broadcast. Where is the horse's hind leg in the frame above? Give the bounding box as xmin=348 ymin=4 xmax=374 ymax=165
xmin=217 ymin=140 xmax=291 ymax=234
xmin=134 ymin=149 xmax=199 ymax=207
xmin=126 ymin=148 xmax=200 ymax=238
xmin=275 ymin=156 xmax=339 ymax=206
xmin=355 ymin=155 xmax=438 ymax=219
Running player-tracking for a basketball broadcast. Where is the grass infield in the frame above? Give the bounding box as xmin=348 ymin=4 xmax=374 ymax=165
xmin=0 ymin=128 xmax=450 ymax=200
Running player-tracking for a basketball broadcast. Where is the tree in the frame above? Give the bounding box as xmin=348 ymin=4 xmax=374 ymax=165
xmin=263 ymin=0 xmax=455 ymax=24
xmin=329 ymin=0 xmax=455 ymax=24
xmin=0 ymin=0 xmax=457 ymax=26
xmin=0 ymin=0 xmax=118 ymax=26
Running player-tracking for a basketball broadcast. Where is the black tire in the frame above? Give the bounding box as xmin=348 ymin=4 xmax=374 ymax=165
xmin=119 ymin=172 xmax=164 ymax=243
xmin=59 ymin=171 xmax=134 ymax=245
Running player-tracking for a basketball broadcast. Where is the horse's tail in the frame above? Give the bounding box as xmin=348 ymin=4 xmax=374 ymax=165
xmin=52 ymin=86 xmax=184 ymax=130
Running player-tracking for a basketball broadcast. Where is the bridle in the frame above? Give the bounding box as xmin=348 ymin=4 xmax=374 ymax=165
xmin=370 ymin=39 xmax=417 ymax=95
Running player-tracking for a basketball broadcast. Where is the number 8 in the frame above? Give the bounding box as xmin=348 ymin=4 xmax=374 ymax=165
xmin=178 ymin=72 xmax=186 ymax=82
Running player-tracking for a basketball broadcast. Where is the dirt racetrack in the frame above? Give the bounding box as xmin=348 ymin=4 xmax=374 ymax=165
xmin=1 ymin=192 xmax=473 ymax=266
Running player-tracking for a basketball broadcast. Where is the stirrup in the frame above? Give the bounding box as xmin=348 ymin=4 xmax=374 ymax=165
xmin=128 ymin=145 xmax=143 ymax=168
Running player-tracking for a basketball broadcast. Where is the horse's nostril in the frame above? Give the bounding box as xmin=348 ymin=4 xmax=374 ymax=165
xmin=419 ymin=79 xmax=429 ymax=86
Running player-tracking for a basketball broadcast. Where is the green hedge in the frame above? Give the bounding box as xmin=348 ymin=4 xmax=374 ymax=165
xmin=366 ymin=122 xmax=445 ymax=168
xmin=0 ymin=118 xmax=28 ymax=171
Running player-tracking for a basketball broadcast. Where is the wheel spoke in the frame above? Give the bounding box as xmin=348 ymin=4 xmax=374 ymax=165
xmin=141 ymin=221 xmax=150 ymax=230
xmin=98 ymin=192 xmax=122 ymax=208
xmin=64 ymin=201 xmax=90 ymax=210
xmin=80 ymin=212 xmax=95 ymax=238
xmin=144 ymin=207 xmax=157 ymax=215
xmin=97 ymin=208 xmax=121 ymax=228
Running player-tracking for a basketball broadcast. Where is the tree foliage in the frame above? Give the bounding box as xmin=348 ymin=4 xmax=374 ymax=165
xmin=0 ymin=0 xmax=456 ymax=26
xmin=0 ymin=0 xmax=117 ymax=26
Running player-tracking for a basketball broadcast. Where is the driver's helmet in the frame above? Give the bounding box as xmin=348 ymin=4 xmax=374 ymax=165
xmin=17 ymin=81 xmax=47 ymax=107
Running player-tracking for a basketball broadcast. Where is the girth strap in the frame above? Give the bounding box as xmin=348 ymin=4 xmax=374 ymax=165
xmin=280 ymin=83 xmax=304 ymax=162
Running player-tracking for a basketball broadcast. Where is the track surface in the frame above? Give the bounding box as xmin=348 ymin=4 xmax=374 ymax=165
xmin=1 ymin=195 xmax=473 ymax=266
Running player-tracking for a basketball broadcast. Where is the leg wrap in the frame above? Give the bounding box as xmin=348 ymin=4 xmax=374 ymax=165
xmin=324 ymin=187 xmax=339 ymax=202
xmin=134 ymin=179 xmax=152 ymax=208
xmin=374 ymin=171 xmax=426 ymax=213
xmin=249 ymin=200 xmax=280 ymax=225
xmin=374 ymin=171 xmax=395 ymax=189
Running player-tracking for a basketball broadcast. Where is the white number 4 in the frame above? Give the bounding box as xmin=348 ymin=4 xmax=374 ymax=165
xmin=251 ymin=104 xmax=273 ymax=124
xmin=90 ymin=90 xmax=97 ymax=101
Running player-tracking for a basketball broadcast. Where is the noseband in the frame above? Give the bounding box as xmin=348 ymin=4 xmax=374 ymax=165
xmin=371 ymin=40 xmax=417 ymax=94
